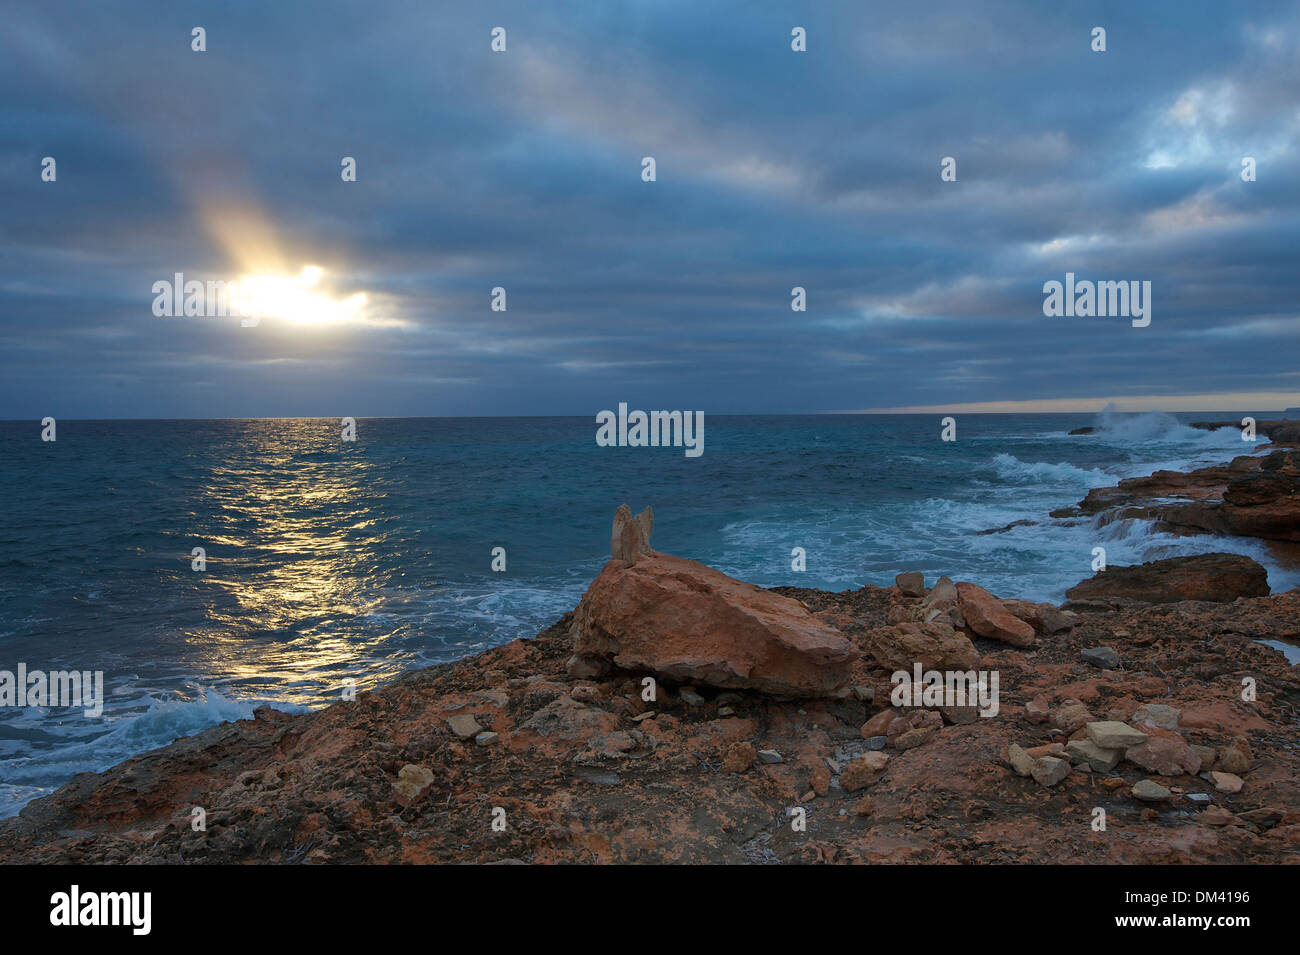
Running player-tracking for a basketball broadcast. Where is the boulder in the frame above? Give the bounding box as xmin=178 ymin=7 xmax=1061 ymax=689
xmin=956 ymin=582 xmax=1036 ymax=647
xmin=571 ymin=508 xmax=858 ymax=697
xmin=1064 ymin=553 xmax=1270 ymax=604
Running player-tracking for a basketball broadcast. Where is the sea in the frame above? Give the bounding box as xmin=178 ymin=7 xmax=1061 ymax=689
xmin=2 ymin=410 xmax=1295 ymax=817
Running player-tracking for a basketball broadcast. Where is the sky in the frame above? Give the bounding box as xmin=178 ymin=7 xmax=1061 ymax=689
xmin=1 ymin=0 xmax=1298 ymax=418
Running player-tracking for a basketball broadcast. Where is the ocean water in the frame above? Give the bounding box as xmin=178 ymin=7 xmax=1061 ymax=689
xmin=1 ymin=411 xmax=1294 ymax=816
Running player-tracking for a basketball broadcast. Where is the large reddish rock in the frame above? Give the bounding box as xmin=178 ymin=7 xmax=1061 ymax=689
xmin=955 ymin=582 xmax=1036 ymax=647
xmin=569 ymin=508 xmax=858 ymax=697
xmin=1064 ymin=553 xmax=1269 ymax=604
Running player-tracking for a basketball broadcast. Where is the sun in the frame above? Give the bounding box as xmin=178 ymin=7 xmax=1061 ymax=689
xmin=236 ymin=265 xmax=368 ymax=325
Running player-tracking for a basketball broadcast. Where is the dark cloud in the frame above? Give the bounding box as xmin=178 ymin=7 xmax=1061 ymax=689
xmin=1 ymin=0 xmax=1297 ymax=417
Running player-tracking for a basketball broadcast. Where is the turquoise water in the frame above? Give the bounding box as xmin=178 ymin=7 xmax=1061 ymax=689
xmin=0 ymin=410 xmax=1289 ymax=815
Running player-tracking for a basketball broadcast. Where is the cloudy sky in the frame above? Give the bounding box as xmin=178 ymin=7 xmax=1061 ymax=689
xmin=2 ymin=0 xmax=1297 ymax=418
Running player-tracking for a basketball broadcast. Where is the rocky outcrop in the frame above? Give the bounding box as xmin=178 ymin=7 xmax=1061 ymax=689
xmin=1064 ymin=553 xmax=1270 ymax=604
xmin=569 ymin=507 xmax=859 ymax=697
xmin=1054 ymin=448 xmax=1300 ymax=543
xmin=3 ymin=572 xmax=1300 ymax=865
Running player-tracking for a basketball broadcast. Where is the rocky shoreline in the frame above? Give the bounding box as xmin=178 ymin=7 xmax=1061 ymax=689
xmin=3 ymin=438 xmax=1299 ymax=865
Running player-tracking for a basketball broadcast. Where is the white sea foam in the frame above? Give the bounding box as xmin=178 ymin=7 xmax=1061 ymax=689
xmin=0 ymin=687 xmax=298 ymax=820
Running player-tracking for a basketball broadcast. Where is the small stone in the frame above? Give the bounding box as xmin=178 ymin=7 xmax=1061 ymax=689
xmin=1054 ymin=701 xmax=1095 ymax=735
xmin=722 ymin=741 xmax=756 ymax=773
xmin=1132 ymin=779 xmax=1171 ymax=802
xmin=565 ymin=654 xmax=607 ymax=680
xmin=1086 ymin=721 xmax=1149 ymax=751
xmin=392 ymin=764 xmax=436 ymax=805
xmin=631 ymin=711 xmax=656 ymax=722
xmin=1198 ymin=805 xmax=1240 ymax=827
xmin=1238 ymin=807 xmax=1284 ymax=827
xmin=1125 ymin=737 xmax=1201 ymax=776
xmin=1209 ymin=771 xmax=1244 ymax=794
xmin=1025 ymin=742 xmax=1067 ymax=759
xmin=896 ymin=572 xmax=926 ymax=597
xmin=894 ymin=725 xmax=938 ymax=750
xmin=1080 ymin=646 xmax=1120 ymax=669
xmin=1066 ymin=738 xmax=1123 ymax=772
xmin=678 ymin=687 xmax=706 ymax=707
xmin=840 ymin=752 xmax=890 ymax=792
xmin=1191 ymin=745 xmax=1216 ymax=773
xmin=862 ymin=735 xmax=888 ymax=751
xmin=854 ymin=795 xmax=874 ymax=817
xmin=447 ymin=714 xmax=483 ymax=740
xmin=939 ymin=704 xmax=980 ymax=725
xmin=852 ymin=685 xmax=875 ymax=703
xmin=757 ymin=749 xmax=784 ymax=765
xmin=800 ymin=789 xmax=816 ymax=802
xmin=474 ymin=731 xmax=499 ymax=746
xmin=1031 ymin=756 xmax=1070 ymax=787
xmin=1007 ymin=743 xmax=1035 ymax=778
xmin=861 ymin=709 xmax=896 ymax=737
xmin=1025 ymin=695 xmax=1051 ymax=724
xmin=1185 ymin=792 xmax=1212 ymax=805
xmin=1131 ymin=703 xmax=1181 ymax=731
xmin=717 ymin=706 xmax=735 ymax=717
xmin=809 ymin=764 xmax=831 ymax=797
xmin=1214 ymin=737 xmax=1253 ymax=774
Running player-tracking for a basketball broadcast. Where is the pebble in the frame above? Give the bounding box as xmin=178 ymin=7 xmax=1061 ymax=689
xmin=1209 ymin=771 xmax=1244 ymax=794
xmin=678 ymin=687 xmax=706 ymax=707
xmin=1031 ymin=756 xmax=1070 ymax=787
xmin=447 ymin=714 xmax=483 ymax=740
xmin=757 ymin=749 xmax=784 ymax=764
xmin=1131 ymin=703 xmax=1181 ymax=731
xmin=1007 ymin=743 xmax=1035 ymax=778
xmin=1080 ymin=646 xmax=1120 ymax=669
xmin=474 ymin=731 xmax=499 ymax=746
xmin=1132 ymin=779 xmax=1171 ymax=802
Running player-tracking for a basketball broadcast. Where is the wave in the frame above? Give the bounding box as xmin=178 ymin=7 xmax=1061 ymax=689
xmin=1089 ymin=407 xmax=1239 ymax=446
xmin=0 ymin=686 xmax=295 ymax=820
xmin=988 ymin=453 xmax=1113 ymax=488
